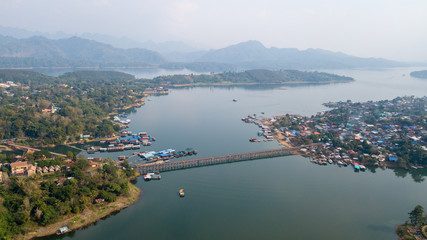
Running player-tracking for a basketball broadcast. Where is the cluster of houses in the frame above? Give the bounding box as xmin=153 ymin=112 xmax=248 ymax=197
xmin=8 ymin=161 xmax=64 ymax=176
xmin=0 ymin=158 xmax=103 ymax=182
xmin=0 ymin=81 xmax=18 ymax=88
xmin=1 ymin=81 xmax=19 ymax=97
xmin=267 ymin=96 xmax=426 ymax=167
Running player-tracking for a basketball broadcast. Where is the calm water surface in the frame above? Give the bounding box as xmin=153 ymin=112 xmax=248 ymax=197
xmin=51 ymin=67 xmax=427 ymax=240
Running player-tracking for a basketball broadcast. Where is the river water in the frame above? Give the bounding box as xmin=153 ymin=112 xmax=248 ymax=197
xmin=49 ymin=67 xmax=427 ymax=240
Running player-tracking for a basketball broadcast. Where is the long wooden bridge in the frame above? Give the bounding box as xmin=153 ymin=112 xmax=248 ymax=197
xmin=135 ymin=148 xmax=293 ymax=174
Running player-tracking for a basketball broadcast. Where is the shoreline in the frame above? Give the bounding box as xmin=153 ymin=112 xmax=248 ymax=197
xmin=1 ymin=97 xmax=148 ymax=151
xmin=21 ymin=181 xmax=141 ymax=240
xmin=262 ymin=119 xmax=426 ymax=169
xmin=396 ymin=224 xmax=427 ymax=240
xmin=167 ymin=79 xmax=353 ymax=88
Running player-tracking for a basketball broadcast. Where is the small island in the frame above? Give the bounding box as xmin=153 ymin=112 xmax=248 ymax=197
xmin=410 ymin=70 xmax=427 ymax=79
xmin=149 ymin=69 xmax=354 ymax=87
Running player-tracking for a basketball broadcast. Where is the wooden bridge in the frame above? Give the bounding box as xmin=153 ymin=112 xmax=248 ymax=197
xmin=135 ymin=148 xmax=292 ymax=174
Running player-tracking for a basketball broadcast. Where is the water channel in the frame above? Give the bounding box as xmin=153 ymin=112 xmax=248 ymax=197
xmin=46 ymin=67 xmax=427 ymax=240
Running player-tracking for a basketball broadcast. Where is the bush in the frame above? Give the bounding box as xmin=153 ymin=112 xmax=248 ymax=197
xmin=98 ymin=190 xmax=117 ymax=203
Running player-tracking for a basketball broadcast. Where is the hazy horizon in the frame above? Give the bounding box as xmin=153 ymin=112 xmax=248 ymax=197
xmin=1 ymin=0 xmax=427 ymax=62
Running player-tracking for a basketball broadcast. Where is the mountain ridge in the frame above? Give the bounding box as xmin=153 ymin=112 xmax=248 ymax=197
xmin=0 ymin=35 xmax=166 ymax=66
xmin=196 ymin=40 xmax=404 ymax=69
xmin=0 ymin=33 xmax=410 ymax=70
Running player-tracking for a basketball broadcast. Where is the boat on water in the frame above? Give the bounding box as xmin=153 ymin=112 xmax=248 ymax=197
xmin=359 ymin=165 xmax=366 ymax=171
xmin=328 ymin=159 xmax=333 ymax=164
xmin=144 ymin=172 xmax=161 ymax=180
xmin=150 ymin=173 xmax=161 ymax=180
xmin=179 ymin=189 xmax=185 ymax=197
xmin=233 ymin=99 xmax=237 ymax=102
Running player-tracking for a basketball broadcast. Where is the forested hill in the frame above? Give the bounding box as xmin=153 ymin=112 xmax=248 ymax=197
xmin=150 ymin=69 xmax=354 ymax=86
xmin=60 ymin=70 xmax=135 ymax=82
xmin=0 ymin=70 xmax=145 ymax=145
xmin=410 ymin=70 xmax=427 ymax=79
xmin=0 ymin=35 xmax=410 ymax=70
xmin=0 ymin=35 xmax=166 ymax=67
xmin=195 ymin=40 xmax=405 ymax=69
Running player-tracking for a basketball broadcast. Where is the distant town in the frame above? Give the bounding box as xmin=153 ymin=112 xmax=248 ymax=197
xmin=249 ymin=96 xmax=426 ymax=169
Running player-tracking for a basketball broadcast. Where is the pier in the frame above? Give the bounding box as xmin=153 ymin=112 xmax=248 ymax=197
xmin=135 ymin=148 xmax=292 ymax=174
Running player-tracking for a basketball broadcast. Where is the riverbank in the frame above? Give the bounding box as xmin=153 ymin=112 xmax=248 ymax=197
xmin=167 ymin=79 xmax=353 ymax=88
xmin=396 ymin=224 xmax=427 ymax=240
xmin=20 ymin=182 xmax=141 ymax=240
xmin=111 ymin=98 xmax=147 ymax=114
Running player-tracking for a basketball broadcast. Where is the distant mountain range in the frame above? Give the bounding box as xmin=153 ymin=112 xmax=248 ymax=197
xmin=0 ymin=29 xmax=411 ymax=71
xmin=195 ymin=40 xmax=405 ymax=69
xmin=0 ymin=25 xmax=199 ymax=54
xmin=0 ymin=35 xmax=166 ymax=67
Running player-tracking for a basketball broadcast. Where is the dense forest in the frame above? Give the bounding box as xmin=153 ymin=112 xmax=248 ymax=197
xmin=0 ymin=70 xmax=146 ymax=145
xmin=0 ymin=158 xmax=137 ymax=239
xmin=150 ymin=69 xmax=354 ymax=85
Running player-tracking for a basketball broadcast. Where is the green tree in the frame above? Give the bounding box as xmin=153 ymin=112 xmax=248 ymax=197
xmin=408 ymin=205 xmax=424 ymax=225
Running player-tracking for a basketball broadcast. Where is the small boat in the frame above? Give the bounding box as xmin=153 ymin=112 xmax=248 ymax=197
xmin=179 ymin=189 xmax=185 ymax=197
xmin=328 ymin=159 xmax=333 ymax=164
xmin=150 ymin=173 xmax=161 ymax=180
xmin=233 ymin=99 xmax=237 ymax=102
xmin=359 ymin=165 xmax=366 ymax=171
xmin=411 ymin=166 xmax=418 ymax=169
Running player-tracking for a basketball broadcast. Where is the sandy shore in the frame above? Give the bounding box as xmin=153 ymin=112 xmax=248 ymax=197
xmin=21 ymin=183 xmax=141 ymax=240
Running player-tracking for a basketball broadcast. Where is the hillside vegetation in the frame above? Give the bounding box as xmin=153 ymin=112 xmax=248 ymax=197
xmin=150 ymin=69 xmax=354 ymax=85
xmin=0 ymin=70 xmax=146 ymax=145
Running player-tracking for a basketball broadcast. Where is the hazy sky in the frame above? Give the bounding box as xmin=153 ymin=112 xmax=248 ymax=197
xmin=1 ymin=0 xmax=427 ymax=62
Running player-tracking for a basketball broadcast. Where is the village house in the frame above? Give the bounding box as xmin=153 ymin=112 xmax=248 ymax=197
xmin=27 ymin=165 xmax=37 ymax=176
xmin=10 ymin=161 xmax=28 ymax=176
xmin=89 ymin=161 xmax=99 ymax=168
